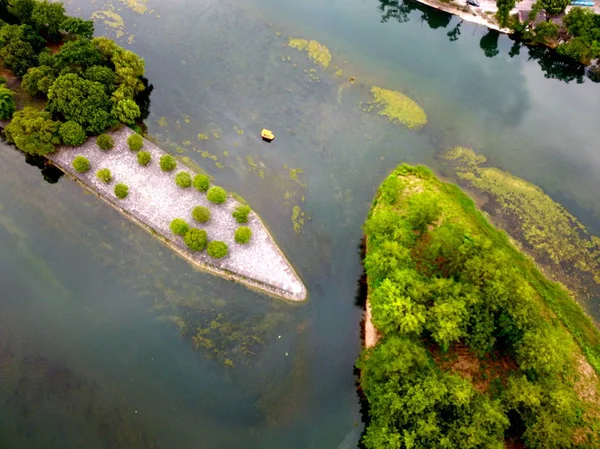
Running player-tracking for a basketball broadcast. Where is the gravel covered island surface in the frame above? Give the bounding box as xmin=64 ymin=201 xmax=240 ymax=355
xmin=48 ymin=127 xmax=307 ymax=301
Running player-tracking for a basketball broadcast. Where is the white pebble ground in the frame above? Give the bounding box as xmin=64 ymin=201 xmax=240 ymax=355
xmin=48 ymin=127 xmax=307 ymax=301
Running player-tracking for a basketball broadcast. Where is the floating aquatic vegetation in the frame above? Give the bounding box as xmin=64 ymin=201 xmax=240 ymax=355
xmin=158 ymin=117 xmax=168 ymax=127
xmin=234 ymin=126 xmax=244 ymax=135
xmin=118 ymin=0 xmax=147 ymax=14
xmin=288 ymin=38 xmax=332 ymax=69
xmin=334 ymin=68 xmax=343 ymax=76
xmin=182 ymin=140 xmax=192 ymax=146
xmin=197 ymin=133 xmax=209 ymax=141
xmin=212 ymin=132 xmax=220 ymax=139
xmin=443 ymin=147 xmax=600 ymax=286
xmin=364 ymin=86 xmax=427 ymax=130
xmin=291 ymin=205 xmax=305 ymax=234
xmin=91 ymin=8 xmax=126 ymax=38
xmin=289 ymin=168 xmax=307 ymax=188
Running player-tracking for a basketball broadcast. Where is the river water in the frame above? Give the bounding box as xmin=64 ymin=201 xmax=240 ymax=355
xmin=1 ymin=0 xmax=599 ymax=447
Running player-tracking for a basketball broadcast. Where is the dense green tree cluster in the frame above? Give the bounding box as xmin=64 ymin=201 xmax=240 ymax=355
xmin=558 ymin=7 xmax=600 ymax=64
xmin=359 ymin=164 xmax=600 ymax=449
xmin=0 ymin=0 xmax=151 ymax=155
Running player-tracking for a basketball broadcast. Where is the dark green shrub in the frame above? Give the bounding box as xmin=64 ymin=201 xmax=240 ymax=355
xmin=59 ymin=121 xmax=86 ymax=146
xmin=184 ymin=228 xmax=207 ymax=251
xmin=127 ymin=133 xmax=143 ymax=151
xmin=0 ymin=89 xmax=14 ymax=120
xmin=96 ymin=133 xmax=114 ymax=150
xmin=137 ymin=151 xmax=151 ymax=166
xmin=114 ymin=183 xmax=129 ymax=199
xmin=0 ymin=86 xmax=15 ymax=120
xmin=207 ymin=241 xmax=228 ymax=259
xmin=193 ymin=173 xmax=210 ymax=192
xmin=192 ymin=206 xmax=211 ymax=223
xmin=72 ymin=155 xmax=90 ymax=173
xmin=234 ymin=226 xmax=252 ymax=244
xmin=96 ymin=168 xmax=111 ymax=183
xmin=232 ymin=204 xmax=251 ymax=223
xmin=160 ymin=154 xmax=177 ymax=171
xmin=170 ymin=218 xmax=189 ymax=236
xmin=207 ymin=186 xmax=227 ymax=204
xmin=175 ymin=171 xmax=192 ymax=188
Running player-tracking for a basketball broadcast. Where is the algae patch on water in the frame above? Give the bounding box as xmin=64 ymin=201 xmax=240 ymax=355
xmin=118 ymin=0 xmax=147 ymax=14
xmin=443 ymin=146 xmax=600 ymax=286
xmin=91 ymin=8 xmax=126 ymax=38
xmin=288 ymin=38 xmax=332 ymax=69
xmin=365 ymin=86 xmax=427 ymax=130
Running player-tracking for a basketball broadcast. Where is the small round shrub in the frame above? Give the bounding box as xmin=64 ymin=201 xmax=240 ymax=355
xmin=160 ymin=154 xmax=177 ymax=171
xmin=175 ymin=171 xmax=192 ymax=188
xmin=59 ymin=121 xmax=86 ymax=146
xmin=96 ymin=134 xmax=114 ymax=150
xmin=170 ymin=218 xmax=189 ymax=236
xmin=184 ymin=228 xmax=207 ymax=251
xmin=192 ymin=206 xmax=211 ymax=223
xmin=207 ymin=186 xmax=227 ymax=204
xmin=127 ymin=133 xmax=144 ymax=151
xmin=114 ymin=183 xmax=129 ymax=199
xmin=96 ymin=168 xmax=112 ymax=183
xmin=193 ymin=173 xmax=210 ymax=192
xmin=234 ymin=226 xmax=252 ymax=244
xmin=72 ymin=155 xmax=90 ymax=173
xmin=207 ymin=240 xmax=228 ymax=259
xmin=232 ymin=204 xmax=251 ymax=223
xmin=137 ymin=151 xmax=151 ymax=166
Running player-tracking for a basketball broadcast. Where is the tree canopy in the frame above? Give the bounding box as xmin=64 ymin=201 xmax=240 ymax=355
xmin=5 ymin=107 xmax=61 ymax=155
xmin=0 ymin=0 xmax=151 ymax=147
xmin=47 ymin=73 xmax=116 ymax=134
xmin=358 ymin=164 xmax=600 ymax=449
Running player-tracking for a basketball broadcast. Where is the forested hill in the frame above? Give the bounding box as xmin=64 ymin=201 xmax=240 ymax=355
xmin=0 ymin=0 xmax=151 ymax=155
xmin=357 ymin=164 xmax=600 ymax=448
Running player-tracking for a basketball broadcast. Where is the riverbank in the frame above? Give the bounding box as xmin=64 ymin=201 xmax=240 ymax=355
xmin=415 ymin=0 xmax=513 ymax=34
xmin=357 ymin=163 xmax=600 ymax=448
xmin=47 ymin=127 xmax=307 ymax=302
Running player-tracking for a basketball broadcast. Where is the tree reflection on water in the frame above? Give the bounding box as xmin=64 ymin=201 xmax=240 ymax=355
xmin=376 ymin=0 xmax=592 ymax=83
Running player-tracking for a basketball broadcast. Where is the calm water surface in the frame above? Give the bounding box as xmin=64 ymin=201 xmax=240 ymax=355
xmin=1 ymin=0 xmax=599 ymax=447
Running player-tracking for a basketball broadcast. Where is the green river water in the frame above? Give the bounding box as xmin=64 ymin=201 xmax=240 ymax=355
xmin=1 ymin=0 xmax=599 ymax=447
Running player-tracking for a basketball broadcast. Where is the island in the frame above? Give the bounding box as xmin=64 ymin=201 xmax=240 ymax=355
xmin=357 ymin=164 xmax=600 ymax=448
xmin=0 ymin=0 xmax=306 ymax=301
xmin=48 ymin=127 xmax=307 ymax=301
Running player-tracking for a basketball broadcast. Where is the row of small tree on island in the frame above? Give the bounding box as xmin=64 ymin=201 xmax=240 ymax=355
xmin=0 ymin=0 xmax=152 ymax=153
xmin=67 ymin=130 xmax=254 ymax=259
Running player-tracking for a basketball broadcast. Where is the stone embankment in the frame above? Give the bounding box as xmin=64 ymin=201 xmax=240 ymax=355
xmin=47 ymin=127 xmax=307 ymax=302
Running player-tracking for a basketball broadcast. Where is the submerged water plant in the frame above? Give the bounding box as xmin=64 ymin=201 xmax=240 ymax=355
xmin=442 ymin=146 xmax=600 ymax=286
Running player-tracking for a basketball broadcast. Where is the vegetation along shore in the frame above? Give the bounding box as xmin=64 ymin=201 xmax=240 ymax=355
xmin=0 ymin=0 xmax=306 ymax=301
xmin=357 ymin=164 xmax=600 ymax=448
xmin=385 ymin=0 xmax=600 ymax=72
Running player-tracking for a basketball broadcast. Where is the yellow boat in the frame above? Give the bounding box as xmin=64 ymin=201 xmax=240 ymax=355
xmin=261 ymin=129 xmax=275 ymax=142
